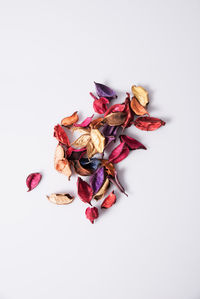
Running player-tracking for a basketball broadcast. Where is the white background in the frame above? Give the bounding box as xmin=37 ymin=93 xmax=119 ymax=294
xmin=0 ymin=1 xmax=200 ymax=298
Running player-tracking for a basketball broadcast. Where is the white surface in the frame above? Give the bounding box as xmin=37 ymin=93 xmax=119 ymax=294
xmin=0 ymin=1 xmax=200 ymax=298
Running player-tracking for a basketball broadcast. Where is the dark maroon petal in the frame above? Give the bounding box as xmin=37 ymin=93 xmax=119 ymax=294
xmin=119 ymin=135 xmax=146 ymax=150
xmin=85 ymin=207 xmax=99 ymax=223
xmin=77 ymin=177 xmax=93 ymax=204
xmin=108 ymin=142 xmax=130 ymax=164
xmin=90 ymin=167 xmax=105 ymax=194
xmin=26 ymin=173 xmax=42 ymax=192
xmin=94 ymin=82 xmax=117 ymax=99
xmin=74 ymin=115 xmax=94 ymax=127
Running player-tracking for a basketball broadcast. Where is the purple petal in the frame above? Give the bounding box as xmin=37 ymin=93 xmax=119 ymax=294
xmin=102 ymin=125 xmax=119 ymax=137
xmin=90 ymin=167 xmax=105 ymax=194
xmin=94 ymin=82 xmax=117 ymax=99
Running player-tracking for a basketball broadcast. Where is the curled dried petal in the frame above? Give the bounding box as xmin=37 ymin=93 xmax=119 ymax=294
xmin=122 ymin=93 xmax=134 ymax=129
xmin=131 ymin=85 xmax=149 ymax=107
xmin=102 ymin=125 xmax=119 ymax=137
xmin=74 ymin=115 xmax=94 ymax=128
xmin=90 ymin=93 xmax=109 ymax=114
xmin=77 ymin=177 xmax=93 ymax=204
xmin=70 ymin=126 xmax=90 ymax=134
xmin=130 ymin=97 xmax=149 ymax=116
xmin=119 ymin=135 xmax=146 ymax=150
xmin=104 ymin=112 xmax=127 ymax=126
xmin=54 ymin=144 xmax=65 ymax=163
xmin=108 ymin=173 xmax=128 ymax=196
xmin=134 ymin=116 xmax=166 ymax=131
xmin=67 ymin=147 xmax=86 ymax=160
xmin=90 ymin=167 xmax=105 ymax=194
xmin=87 ymin=140 xmax=97 ymax=159
xmin=109 ymin=142 xmax=130 ymax=164
xmin=90 ymin=117 xmax=104 ymax=129
xmin=71 ymin=134 xmax=91 ymax=148
xmin=26 ymin=173 xmax=42 ymax=192
xmin=104 ymin=104 xmax=125 ymax=117
xmin=72 ymin=160 xmax=93 ymax=176
xmin=101 ymin=159 xmax=116 ymax=177
xmin=47 ymin=193 xmax=74 ymax=205
xmin=90 ymin=129 xmax=105 ymax=153
xmin=85 ymin=207 xmax=99 ymax=224
xmin=94 ymin=82 xmax=117 ymax=99
xmin=54 ymin=124 xmax=70 ymax=146
xmin=94 ymin=178 xmax=110 ymax=201
xmin=61 ymin=111 xmax=79 ymax=127
xmin=55 ymin=159 xmax=72 ymax=180
xmin=101 ymin=191 xmax=116 ymax=209
xmin=80 ymin=158 xmax=101 ymax=171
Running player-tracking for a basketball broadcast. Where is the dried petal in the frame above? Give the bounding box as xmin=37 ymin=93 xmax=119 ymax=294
xmin=90 ymin=92 xmax=109 ymax=114
xmin=90 ymin=167 xmax=105 ymax=194
xmin=72 ymin=160 xmax=92 ymax=176
xmin=67 ymin=147 xmax=86 ymax=160
xmin=26 ymin=173 xmax=42 ymax=192
xmin=87 ymin=140 xmax=97 ymax=159
xmin=90 ymin=117 xmax=104 ymax=129
xmin=131 ymin=85 xmax=149 ymax=107
xmin=134 ymin=116 xmax=166 ymax=131
xmin=85 ymin=207 xmax=99 ymax=224
xmin=74 ymin=115 xmax=94 ymax=127
xmin=130 ymin=97 xmax=149 ymax=116
xmin=61 ymin=111 xmax=79 ymax=127
xmin=102 ymin=125 xmax=119 ymax=137
xmin=94 ymin=82 xmax=117 ymax=99
xmin=90 ymin=129 xmax=105 ymax=153
xmin=101 ymin=191 xmax=116 ymax=208
xmin=119 ymin=135 xmax=146 ymax=150
xmin=80 ymin=158 xmax=101 ymax=171
xmin=122 ymin=93 xmax=134 ymax=129
xmin=77 ymin=177 xmax=93 ymax=204
xmin=104 ymin=104 xmax=125 ymax=117
xmin=94 ymin=178 xmax=110 ymax=200
xmin=54 ymin=124 xmax=70 ymax=146
xmin=70 ymin=126 xmax=90 ymax=134
xmin=104 ymin=112 xmax=127 ymax=126
xmin=109 ymin=142 xmax=130 ymax=164
xmin=47 ymin=193 xmax=74 ymax=205
xmin=55 ymin=159 xmax=72 ymax=180
xmin=54 ymin=144 xmax=65 ymax=163
xmin=71 ymin=134 xmax=91 ymax=148
xmin=101 ymin=159 xmax=116 ymax=177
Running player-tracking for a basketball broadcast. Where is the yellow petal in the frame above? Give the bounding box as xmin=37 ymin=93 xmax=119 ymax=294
xmin=90 ymin=129 xmax=105 ymax=153
xmin=94 ymin=178 xmax=110 ymax=200
xmin=71 ymin=134 xmax=91 ymax=148
xmin=87 ymin=140 xmax=97 ymax=159
xmin=47 ymin=193 xmax=74 ymax=205
xmin=131 ymin=85 xmax=149 ymax=107
xmin=104 ymin=112 xmax=127 ymax=126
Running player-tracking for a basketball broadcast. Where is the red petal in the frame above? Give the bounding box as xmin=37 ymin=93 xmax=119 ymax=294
xmin=119 ymin=135 xmax=146 ymax=150
xmin=93 ymin=97 xmax=109 ymax=114
xmin=109 ymin=141 xmax=130 ymax=164
xmin=54 ymin=124 xmax=70 ymax=146
xmin=85 ymin=207 xmax=99 ymax=223
xmin=77 ymin=177 xmax=93 ymax=204
xmin=101 ymin=191 xmax=116 ymax=209
xmin=104 ymin=103 xmax=125 ymax=117
xmin=26 ymin=172 xmax=42 ymax=192
xmin=134 ymin=116 xmax=166 ymax=131
xmin=74 ymin=115 xmax=94 ymax=127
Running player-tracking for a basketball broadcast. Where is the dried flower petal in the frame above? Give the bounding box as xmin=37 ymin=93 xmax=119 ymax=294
xmin=55 ymin=159 xmax=72 ymax=180
xmin=102 ymin=125 xmax=119 ymax=137
xmin=54 ymin=124 xmax=70 ymax=146
xmin=90 ymin=92 xmax=109 ymax=114
xmin=130 ymin=97 xmax=149 ymax=116
xmin=61 ymin=111 xmax=79 ymax=127
xmin=108 ymin=173 xmax=128 ymax=196
xmin=87 ymin=140 xmax=97 ymax=159
xmin=90 ymin=167 xmax=105 ymax=194
xmin=104 ymin=112 xmax=127 ymax=126
xmin=54 ymin=144 xmax=65 ymax=162
xmin=134 ymin=116 xmax=166 ymax=131
xmin=71 ymin=134 xmax=91 ymax=148
xmin=26 ymin=172 xmax=42 ymax=192
xmin=47 ymin=193 xmax=74 ymax=205
xmin=94 ymin=178 xmax=110 ymax=200
xmin=90 ymin=129 xmax=105 ymax=153
xmin=101 ymin=191 xmax=116 ymax=208
xmin=94 ymin=82 xmax=117 ymax=99
xmin=70 ymin=126 xmax=90 ymax=134
xmin=90 ymin=117 xmax=104 ymax=129
xmin=67 ymin=147 xmax=86 ymax=160
xmin=104 ymin=104 xmax=125 ymax=117
xmin=109 ymin=142 xmax=130 ymax=164
xmin=85 ymin=207 xmax=99 ymax=224
xmin=101 ymin=159 xmax=116 ymax=177
xmin=131 ymin=85 xmax=149 ymax=107
xmin=74 ymin=115 xmax=94 ymax=127
xmin=119 ymin=135 xmax=146 ymax=150
xmin=77 ymin=177 xmax=93 ymax=204
xmin=72 ymin=160 xmax=92 ymax=176
xmin=80 ymin=158 xmax=101 ymax=171
xmin=122 ymin=93 xmax=134 ymax=129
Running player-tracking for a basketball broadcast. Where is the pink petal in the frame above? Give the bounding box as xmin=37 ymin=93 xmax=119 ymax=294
xmin=26 ymin=173 xmax=42 ymax=192
xmin=109 ymin=141 xmax=130 ymax=164
xmin=74 ymin=115 xmax=94 ymax=127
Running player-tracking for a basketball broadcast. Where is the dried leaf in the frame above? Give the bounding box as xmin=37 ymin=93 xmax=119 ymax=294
xmin=74 ymin=115 xmax=94 ymax=127
xmin=72 ymin=160 xmax=92 ymax=176
xmin=77 ymin=177 xmax=93 ymax=204
xmin=90 ymin=167 xmax=105 ymax=194
xmin=94 ymin=82 xmax=117 ymax=99
xmin=26 ymin=172 xmax=42 ymax=192
xmin=90 ymin=129 xmax=105 ymax=153
xmin=94 ymin=178 xmax=110 ymax=200
xmin=130 ymin=96 xmax=149 ymax=116
xmin=104 ymin=112 xmax=127 ymax=126
xmin=87 ymin=140 xmax=97 ymax=159
xmin=119 ymin=135 xmax=146 ymax=150
xmin=104 ymin=104 xmax=125 ymax=117
xmin=55 ymin=159 xmax=72 ymax=180
xmin=61 ymin=111 xmax=79 ymax=127
xmin=109 ymin=141 xmax=130 ymax=164
xmin=85 ymin=207 xmax=99 ymax=224
xmin=134 ymin=116 xmax=166 ymax=131
xmin=71 ymin=134 xmax=91 ymax=148
xmin=47 ymin=193 xmax=74 ymax=205
xmin=131 ymin=85 xmax=149 ymax=107
xmin=54 ymin=124 xmax=70 ymax=146
xmin=101 ymin=191 xmax=116 ymax=208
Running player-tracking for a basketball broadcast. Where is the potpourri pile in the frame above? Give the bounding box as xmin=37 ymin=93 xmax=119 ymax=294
xmin=26 ymin=82 xmax=165 ymax=223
